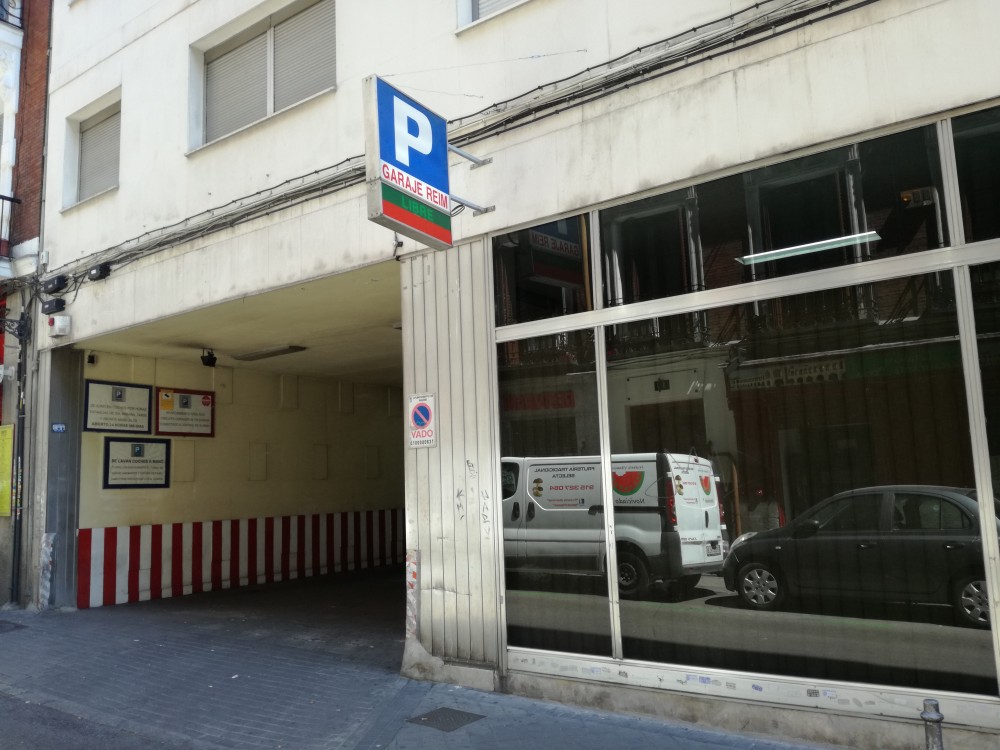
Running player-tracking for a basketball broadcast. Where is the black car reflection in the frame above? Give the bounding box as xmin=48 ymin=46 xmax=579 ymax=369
xmin=722 ymin=486 xmax=995 ymax=628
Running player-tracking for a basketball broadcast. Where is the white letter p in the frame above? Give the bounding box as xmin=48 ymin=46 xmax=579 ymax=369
xmin=394 ymin=97 xmax=432 ymax=167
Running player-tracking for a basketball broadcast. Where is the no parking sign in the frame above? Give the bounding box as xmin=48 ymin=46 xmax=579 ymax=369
xmin=408 ymin=394 xmax=436 ymax=449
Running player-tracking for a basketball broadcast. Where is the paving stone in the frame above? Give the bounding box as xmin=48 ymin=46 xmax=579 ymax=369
xmin=0 ymin=568 xmax=832 ymax=750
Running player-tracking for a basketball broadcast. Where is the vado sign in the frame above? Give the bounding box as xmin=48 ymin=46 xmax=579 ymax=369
xmin=364 ymin=76 xmax=451 ymax=250
xmin=408 ymin=394 xmax=437 ymax=449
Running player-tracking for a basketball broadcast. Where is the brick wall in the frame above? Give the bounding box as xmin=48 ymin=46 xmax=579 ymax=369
xmin=10 ymin=0 xmax=51 ymax=247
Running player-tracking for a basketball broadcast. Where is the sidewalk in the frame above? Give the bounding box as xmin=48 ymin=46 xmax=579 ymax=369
xmin=0 ymin=568 xmax=837 ymax=749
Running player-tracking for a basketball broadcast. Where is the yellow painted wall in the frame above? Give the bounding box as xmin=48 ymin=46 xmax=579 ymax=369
xmin=79 ymin=352 xmax=403 ymax=528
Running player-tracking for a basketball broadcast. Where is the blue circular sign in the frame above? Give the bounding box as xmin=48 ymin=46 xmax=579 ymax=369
xmin=411 ymin=402 xmax=432 ymax=428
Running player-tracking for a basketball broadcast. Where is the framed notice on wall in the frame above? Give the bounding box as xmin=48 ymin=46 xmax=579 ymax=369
xmin=85 ymin=380 xmax=153 ymax=433
xmin=103 ymin=437 xmax=170 ymax=489
xmin=156 ymin=388 xmax=215 ymax=437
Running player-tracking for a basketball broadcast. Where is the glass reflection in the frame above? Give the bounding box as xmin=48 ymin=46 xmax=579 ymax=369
xmin=498 ymin=330 xmax=613 ymax=656
xmin=493 ymin=215 xmax=593 ymax=326
xmin=605 ymin=273 xmax=996 ymax=695
xmin=600 ymin=124 xmax=946 ymax=307
xmin=954 ymin=106 xmax=1000 ymax=243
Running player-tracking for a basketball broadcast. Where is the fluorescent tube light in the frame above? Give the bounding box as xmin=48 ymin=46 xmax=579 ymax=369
xmin=231 ymin=345 xmax=306 ymax=362
xmin=736 ymin=231 xmax=880 ymax=266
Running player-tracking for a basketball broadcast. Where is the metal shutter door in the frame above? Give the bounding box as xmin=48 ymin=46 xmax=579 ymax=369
xmin=205 ymin=32 xmax=268 ymax=142
xmin=78 ymin=110 xmax=120 ymax=201
xmin=474 ymin=0 xmax=519 ymax=20
xmin=273 ymin=0 xmax=336 ymax=113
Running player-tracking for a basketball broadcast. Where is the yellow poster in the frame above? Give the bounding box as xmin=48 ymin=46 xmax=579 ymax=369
xmin=0 ymin=424 xmax=13 ymax=517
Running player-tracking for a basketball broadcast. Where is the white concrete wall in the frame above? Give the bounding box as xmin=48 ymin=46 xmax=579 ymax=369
xmin=42 ymin=0 xmax=1000 ymax=343
xmin=451 ymin=0 xmax=1000 ymax=241
xmin=42 ymin=0 xmax=830 ymax=271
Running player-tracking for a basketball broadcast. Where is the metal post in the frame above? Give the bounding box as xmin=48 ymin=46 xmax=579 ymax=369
xmin=920 ymin=698 xmax=944 ymax=750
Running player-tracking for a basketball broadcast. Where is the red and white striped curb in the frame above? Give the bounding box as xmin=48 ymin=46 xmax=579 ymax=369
xmin=77 ymin=509 xmax=403 ymax=609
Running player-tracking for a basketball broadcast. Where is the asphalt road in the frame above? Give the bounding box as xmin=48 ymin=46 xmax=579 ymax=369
xmin=0 ymin=694 xmax=195 ymax=750
xmin=505 ymin=573 xmax=997 ymax=692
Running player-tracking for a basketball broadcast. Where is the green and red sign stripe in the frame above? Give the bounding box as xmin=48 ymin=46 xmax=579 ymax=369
xmin=381 ymin=183 xmax=451 ymax=246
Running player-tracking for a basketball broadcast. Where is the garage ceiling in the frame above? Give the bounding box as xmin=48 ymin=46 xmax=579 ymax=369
xmin=76 ymin=260 xmax=405 ymax=386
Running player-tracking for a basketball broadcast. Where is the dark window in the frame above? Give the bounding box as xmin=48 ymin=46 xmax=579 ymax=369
xmin=493 ymin=216 xmax=593 ymax=325
xmin=501 ymin=462 xmax=519 ymax=499
xmin=894 ymin=493 xmax=970 ymax=530
xmin=954 ymin=106 xmax=1000 ymax=243
xmin=600 ymin=189 xmax=694 ymax=306
xmin=813 ymin=494 xmax=882 ymax=532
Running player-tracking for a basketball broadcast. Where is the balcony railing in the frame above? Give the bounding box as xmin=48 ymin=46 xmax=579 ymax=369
xmin=0 ymin=1 xmax=22 ymax=30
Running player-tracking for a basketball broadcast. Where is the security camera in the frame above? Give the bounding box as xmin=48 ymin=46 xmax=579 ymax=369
xmin=201 ymin=349 xmax=217 ymax=368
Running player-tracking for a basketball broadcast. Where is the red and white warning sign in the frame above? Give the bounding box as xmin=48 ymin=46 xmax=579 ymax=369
xmin=407 ymin=394 xmax=436 ymax=449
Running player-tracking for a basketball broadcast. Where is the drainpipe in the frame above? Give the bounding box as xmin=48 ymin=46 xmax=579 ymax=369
xmin=9 ymin=310 xmax=26 ymax=602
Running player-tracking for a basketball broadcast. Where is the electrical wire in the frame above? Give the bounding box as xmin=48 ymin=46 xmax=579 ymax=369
xmin=35 ymin=0 xmax=876 ymax=289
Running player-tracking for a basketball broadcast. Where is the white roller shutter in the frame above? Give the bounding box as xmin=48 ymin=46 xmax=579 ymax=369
xmin=78 ymin=109 xmax=120 ymax=201
xmin=205 ymin=31 xmax=268 ymax=142
xmin=473 ymin=0 xmax=519 ymax=20
xmin=273 ymin=0 xmax=336 ymax=113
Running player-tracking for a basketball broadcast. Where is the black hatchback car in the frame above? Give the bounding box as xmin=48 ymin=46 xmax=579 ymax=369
xmin=722 ymin=486 xmax=996 ymax=627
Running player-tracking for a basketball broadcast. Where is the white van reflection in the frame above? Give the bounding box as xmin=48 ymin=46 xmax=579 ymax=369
xmin=501 ymin=453 xmax=725 ymax=599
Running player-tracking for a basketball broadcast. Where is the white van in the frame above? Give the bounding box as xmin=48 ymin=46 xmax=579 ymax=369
xmin=500 ymin=453 xmax=725 ymax=599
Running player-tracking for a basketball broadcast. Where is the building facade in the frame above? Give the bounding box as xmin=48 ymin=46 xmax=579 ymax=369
xmin=0 ymin=0 xmax=45 ymax=604
xmin=22 ymin=1 xmax=1000 ymax=748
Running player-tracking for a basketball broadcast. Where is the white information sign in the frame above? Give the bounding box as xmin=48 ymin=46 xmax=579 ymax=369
xmin=156 ymin=388 xmax=215 ymax=436
xmin=407 ymin=394 xmax=436 ymax=449
xmin=103 ymin=438 xmax=171 ymax=489
xmin=85 ymin=380 xmax=153 ymax=433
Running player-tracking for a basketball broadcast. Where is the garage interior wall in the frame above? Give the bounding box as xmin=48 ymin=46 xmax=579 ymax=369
xmin=69 ymin=351 xmax=404 ymax=608
xmin=79 ymin=352 xmax=403 ymax=527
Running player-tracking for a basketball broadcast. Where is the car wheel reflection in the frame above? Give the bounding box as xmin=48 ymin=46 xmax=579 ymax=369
xmin=737 ymin=562 xmax=784 ymax=611
xmin=617 ymin=550 xmax=650 ymax=600
xmin=954 ymin=575 xmax=990 ymax=629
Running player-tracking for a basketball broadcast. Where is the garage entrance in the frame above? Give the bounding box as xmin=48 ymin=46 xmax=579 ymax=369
xmin=41 ymin=262 xmax=406 ymax=612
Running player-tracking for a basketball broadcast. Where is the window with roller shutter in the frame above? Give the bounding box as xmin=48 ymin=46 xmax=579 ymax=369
xmin=204 ymin=0 xmax=336 ymax=144
xmin=78 ymin=105 xmax=121 ymax=202
xmin=472 ymin=0 xmax=523 ymax=21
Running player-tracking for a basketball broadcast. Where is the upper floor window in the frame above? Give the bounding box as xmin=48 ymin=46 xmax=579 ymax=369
xmin=78 ymin=104 xmax=121 ymax=202
xmin=204 ymin=0 xmax=336 ymax=143
xmin=472 ymin=0 xmax=521 ymax=21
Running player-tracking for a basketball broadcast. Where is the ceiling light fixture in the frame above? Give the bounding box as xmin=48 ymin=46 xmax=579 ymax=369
xmin=736 ymin=231 xmax=880 ymax=266
xmin=231 ymin=345 xmax=306 ymax=362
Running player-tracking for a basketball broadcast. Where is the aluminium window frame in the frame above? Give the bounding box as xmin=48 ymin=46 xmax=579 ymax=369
xmin=488 ymin=108 xmax=1000 ymax=726
xmin=200 ymin=0 xmax=335 ymax=147
xmin=63 ymin=90 xmax=122 ymax=211
xmin=457 ymin=0 xmax=532 ymax=29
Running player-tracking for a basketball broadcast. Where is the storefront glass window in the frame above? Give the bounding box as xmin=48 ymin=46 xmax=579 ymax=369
xmin=497 ymin=329 xmax=613 ymax=656
xmin=972 ymin=261 xmax=1000 ymax=501
xmin=600 ymin=125 xmax=947 ymax=307
xmin=954 ymin=106 xmax=1000 ymax=243
xmin=493 ymin=215 xmax=593 ymax=326
xmin=603 ymin=272 xmax=996 ymax=694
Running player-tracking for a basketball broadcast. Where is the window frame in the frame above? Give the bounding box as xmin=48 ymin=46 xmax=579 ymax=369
xmin=197 ymin=0 xmax=336 ymax=148
xmin=457 ymin=0 xmax=531 ymax=29
xmin=62 ymin=89 xmax=122 ymax=210
xmin=490 ymin=103 xmax=1000 ymax=721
